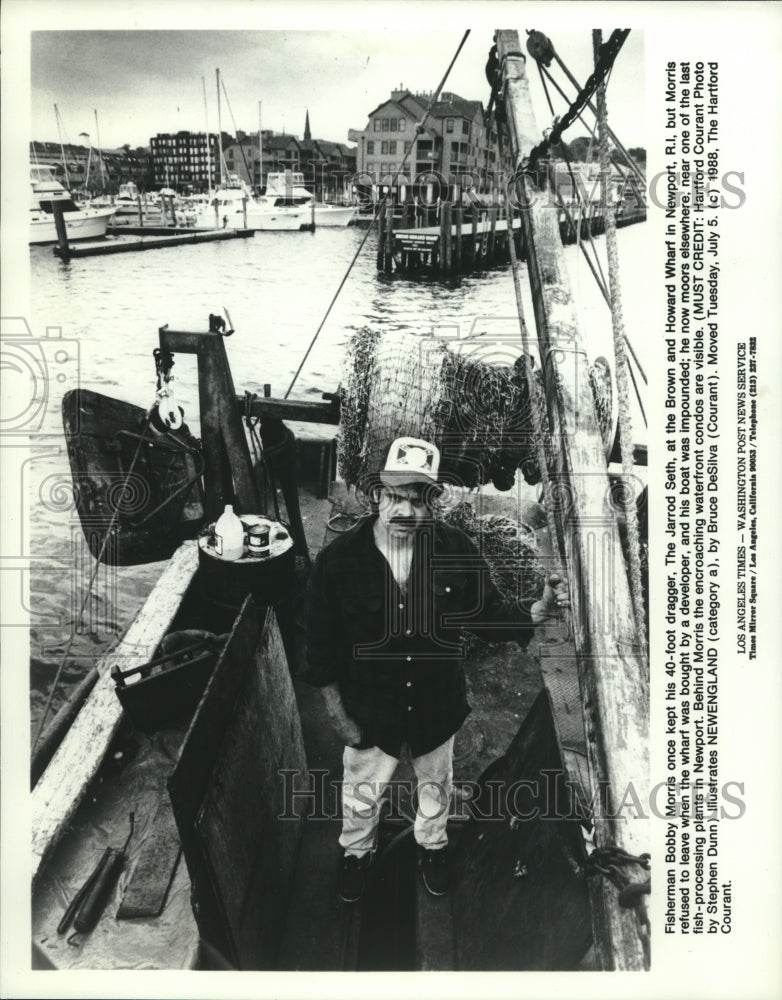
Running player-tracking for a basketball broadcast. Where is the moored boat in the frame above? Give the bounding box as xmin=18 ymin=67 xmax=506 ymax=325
xmin=265 ymin=171 xmax=357 ymax=227
xmin=185 ymin=176 xmax=313 ymax=231
xmin=29 ymin=164 xmax=116 ymax=244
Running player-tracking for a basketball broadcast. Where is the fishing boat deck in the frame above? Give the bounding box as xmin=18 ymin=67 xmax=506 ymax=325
xmin=33 ymin=473 xmax=583 ymax=971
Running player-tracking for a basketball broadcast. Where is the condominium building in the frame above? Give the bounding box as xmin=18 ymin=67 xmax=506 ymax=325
xmin=349 ymin=88 xmax=504 ymax=200
xmin=149 ymin=131 xmax=234 ymax=192
xmin=30 ymin=140 xmax=153 ymax=193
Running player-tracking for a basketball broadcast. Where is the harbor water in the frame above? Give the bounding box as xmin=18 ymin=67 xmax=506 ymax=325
xmin=27 ymin=221 xmax=648 ymax=735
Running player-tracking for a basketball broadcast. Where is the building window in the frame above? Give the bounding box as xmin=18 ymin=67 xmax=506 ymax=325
xmin=388 ymin=141 xmax=397 ymax=155
xmin=462 ymin=120 xmax=470 ymax=136
xmin=382 ymin=118 xmax=389 ymax=131
xmin=404 ymin=141 xmax=411 ymax=154
xmin=367 ymin=141 xmax=375 ymax=154
xmin=398 ymin=118 xmax=406 ymax=132
xmin=373 ymin=120 xmax=381 ymax=132
xmin=446 ymin=119 xmax=454 ymax=133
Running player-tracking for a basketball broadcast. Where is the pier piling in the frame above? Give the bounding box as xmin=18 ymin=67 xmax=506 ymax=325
xmin=51 ymin=202 xmax=70 ymax=261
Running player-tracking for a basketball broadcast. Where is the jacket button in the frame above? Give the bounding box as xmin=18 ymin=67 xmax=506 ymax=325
xmin=445 ymin=586 xmax=451 ymax=593
xmin=407 ymin=706 xmax=412 ymax=711
xmin=406 ymin=629 xmax=412 ymax=636
xmin=406 ymin=655 xmax=412 ymax=662
xmin=406 ymin=681 xmax=412 ymax=687
xmin=398 ymin=603 xmax=404 ymax=609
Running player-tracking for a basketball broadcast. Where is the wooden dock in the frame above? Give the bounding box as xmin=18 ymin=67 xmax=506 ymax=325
xmin=52 ymin=228 xmax=253 ymax=259
xmin=377 ymin=201 xmax=646 ymax=278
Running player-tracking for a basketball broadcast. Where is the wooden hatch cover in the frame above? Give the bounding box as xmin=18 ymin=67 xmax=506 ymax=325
xmin=62 ymin=387 xmax=205 ymax=565
xmin=450 ymin=689 xmax=592 ymax=970
xmin=167 ymin=596 xmax=306 ymax=970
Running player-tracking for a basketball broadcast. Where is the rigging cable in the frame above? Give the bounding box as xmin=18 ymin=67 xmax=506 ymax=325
xmin=535 ymin=62 xmax=611 ymax=305
xmin=532 ymin=30 xmax=645 ymax=188
xmin=220 ymin=75 xmax=254 ymax=189
xmin=283 ymin=29 xmax=472 ymax=399
xmin=532 ymin=54 xmax=648 ymax=414
xmin=522 ymin=29 xmax=630 ymax=178
xmin=593 ymin=29 xmax=647 ymax=639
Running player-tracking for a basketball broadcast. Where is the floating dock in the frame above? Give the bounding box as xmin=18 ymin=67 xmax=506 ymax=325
xmin=52 ymin=228 xmax=253 ymax=259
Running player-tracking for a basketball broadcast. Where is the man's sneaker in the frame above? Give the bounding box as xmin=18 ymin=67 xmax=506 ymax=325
xmin=419 ymin=846 xmax=450 ymax=896
xmin=338 ymin=852 xmax=372 ymax=903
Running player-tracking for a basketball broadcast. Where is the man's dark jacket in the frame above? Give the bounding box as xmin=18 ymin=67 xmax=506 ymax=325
xmin=303 ymin=514 xmax=534 ymax=757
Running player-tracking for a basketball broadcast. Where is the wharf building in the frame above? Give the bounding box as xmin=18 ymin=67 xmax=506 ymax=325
xmin=348 ymin=88 xmax=508 ymax=204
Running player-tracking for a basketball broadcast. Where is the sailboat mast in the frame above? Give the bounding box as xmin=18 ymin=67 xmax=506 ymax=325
xmin=94 ymin=109 xmax=106 ymax=192
xmin=216 ymin=68 xmax=224 ymax=186
xmin=203 ymin=75 xmax=212 ymax=194
xmin=54 ymin=104 xmax=70 ymax=189
xmin=258 ymin=101 xmax=263 ymax=194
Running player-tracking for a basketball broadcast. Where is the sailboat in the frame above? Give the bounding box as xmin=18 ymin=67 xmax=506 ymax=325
xmin=187 ymin=70 xmax=314 ymax=232
xmin=32 ymin=28 xmax=648 ymax=972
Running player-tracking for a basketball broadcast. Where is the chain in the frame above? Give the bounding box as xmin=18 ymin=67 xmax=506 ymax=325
xmin=518 ymin=30 xmax=630 ymax=178
xmin=586 ymin=844 xmax=651 ymax=907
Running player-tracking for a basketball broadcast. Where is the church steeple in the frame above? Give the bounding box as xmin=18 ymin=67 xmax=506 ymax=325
xmin=304 ymin=109 xmax=311 ymax=143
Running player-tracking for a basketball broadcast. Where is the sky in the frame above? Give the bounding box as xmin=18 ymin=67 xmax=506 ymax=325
xmin=29 ymin=24 xmax=644 ymax=154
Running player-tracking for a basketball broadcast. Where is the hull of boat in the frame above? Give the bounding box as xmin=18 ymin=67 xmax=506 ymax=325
xmin=313 ymin=204 xmax=357 ymax=227
xmin=30 ymin=206 xmax=116 ymax=245
xmin=188 ymin=207 xmax=313 ymax=232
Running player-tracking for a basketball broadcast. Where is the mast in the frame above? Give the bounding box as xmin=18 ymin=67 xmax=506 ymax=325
xmin=258 ymin=101 xmax=263 ymax=194
xmin=495 ymin=30 xmax=649 ymax=970
xmin=78 ymin=132 xmax=93 ymax=196
xmin=216 ymin=68 xmax=224 ymax=187
xmin=203 ymin=75 xmax=212 ymax=195
xmin=54 ymin=105 xmax=70 ymax=189
xmin=93 ymin=109 xmax=106 ymax=192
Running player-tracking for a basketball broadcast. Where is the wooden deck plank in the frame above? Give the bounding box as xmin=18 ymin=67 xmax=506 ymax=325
xmin=31 ymin=541 xmax=200 ymax=877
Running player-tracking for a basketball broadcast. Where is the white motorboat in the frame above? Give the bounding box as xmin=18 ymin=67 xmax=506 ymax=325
xmin=185 ymin=176 xmax=313 ymax=232
xmin=113 ymin=181 xmax=142 ymax=216
xmin=265 ymin=171 xmax=357 ymax=227
xmin=29 ymin=165 xmax=116 ymax=244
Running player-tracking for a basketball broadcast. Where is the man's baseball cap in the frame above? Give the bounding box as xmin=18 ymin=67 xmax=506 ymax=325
xmin=378 ymin=437 xmax=441 ymax=487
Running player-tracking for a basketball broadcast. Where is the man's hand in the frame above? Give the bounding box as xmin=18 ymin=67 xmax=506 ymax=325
xmin=321 ymin=683 xmax=364 ymax=747
xmin=331 ymin=713 xmax=364 ymax=748
xmin=531 ymin=573 xmax=570 ymax=624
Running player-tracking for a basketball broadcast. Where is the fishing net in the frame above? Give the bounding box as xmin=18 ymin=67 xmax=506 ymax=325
xmin=440 ymin=501 xmax=546 ymax=605
xmin=439 ymin=500 xmax=547 ymax=652
xmin=339 ymin=328 xmax=543 ymax=491
xmin=339 ymin=328 xmax=614 ymax=492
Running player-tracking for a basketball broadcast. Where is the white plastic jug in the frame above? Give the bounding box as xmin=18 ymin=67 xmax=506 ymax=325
xmin=213 ymin=504 xmax=244 ymax=560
